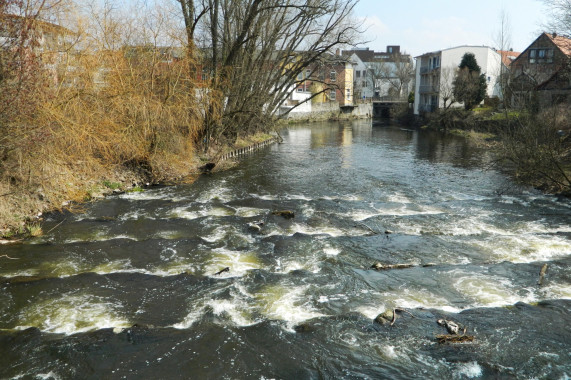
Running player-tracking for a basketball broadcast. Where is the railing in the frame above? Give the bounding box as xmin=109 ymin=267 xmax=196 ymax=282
xmin=419 ymin=66 xmax=440 ymax=74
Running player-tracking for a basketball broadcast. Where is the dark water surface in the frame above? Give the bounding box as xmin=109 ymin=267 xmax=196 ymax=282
xmin=1 ymin=121 xmax=570 ymax=379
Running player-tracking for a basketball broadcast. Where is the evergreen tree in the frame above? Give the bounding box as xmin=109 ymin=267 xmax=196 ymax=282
xmin=453 ymin=53 xmax=488 ymax=110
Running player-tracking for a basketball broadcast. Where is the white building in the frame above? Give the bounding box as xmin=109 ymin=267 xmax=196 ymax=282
xmin=348 ymin=53 xmax=375 ymax=99
xmin=414 ymin=46 xmax=502 ymax=114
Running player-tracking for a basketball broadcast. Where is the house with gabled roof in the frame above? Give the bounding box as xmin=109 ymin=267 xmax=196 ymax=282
xmin=509 ymin=32 xmax=571 ymax=107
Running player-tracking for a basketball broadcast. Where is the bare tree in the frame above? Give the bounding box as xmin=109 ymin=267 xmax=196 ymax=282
xmin=367 ymin=54 xmax=413 ymax=100
xmin=176 ymin=0 xmax=363 ymax=149
xmin=493 ymin=8 xmax=513 ymax=106
xmin=438 ymin=66 xmax=457 ymax=109
xmin=540 ymin=0 xmax=571 ymax=37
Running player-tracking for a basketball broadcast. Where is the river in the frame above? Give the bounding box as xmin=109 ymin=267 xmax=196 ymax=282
xmin=1 ymin=120 xmax=570 ymax=379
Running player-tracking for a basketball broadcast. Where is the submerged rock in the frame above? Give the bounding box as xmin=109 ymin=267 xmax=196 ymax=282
xmin=272 ymin=210 xmax=295 ymax=219
xmin=375 ymin=310 xmax=396 ymax=325
xmin=437 ymin=319 xmax=460 ymax=334
xmin=247 ymin=221 xmax=264 ymax=232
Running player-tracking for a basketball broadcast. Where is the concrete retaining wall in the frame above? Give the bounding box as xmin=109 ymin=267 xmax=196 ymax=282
xmin=283 ymin=102 xmax=372 ymax=121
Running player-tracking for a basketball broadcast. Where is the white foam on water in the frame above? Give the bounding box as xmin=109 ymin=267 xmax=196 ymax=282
xmin=387 ymin=192 xmax=412 ymax=204
xmin=287 ymin=223 xmax=364 ymax=238
xmin=119 ymin=210 xmax=155 ymax=221
xmin=275 ymin=256 xmax=321 ymax=274
xmin=323 ymin=247 xmax=341 ymax=256
xmin=251 ymin=193 xmax=278 ymax=201
xmin=205 ymin=298 xmax=258 ymax=327
xmin=0 ymin=269 xmax=40 ymax=278
xmin=355 ymin=303 xmax=387 ymax=320
xmin=540 ymin=282 xmax=571 ymax=299
xmin=204 ymin=248 xmax=261 ymax=278
xmin=373 ymin=206 xmax=444 ymax=217
xmin=172 ymin=307 xmax=203 ymax=329
xmin=455 ymin=361 xmax=483 ymax=378
xmin=466 ymin=234 xmax=571 ymax=263
xmin=16 ymin=294 xmax=130 ymax=334
xmin=256 ymin=285 xmax=325 ymax=331
xmin=285 ymin=194 xmax=312 ymax=201
xmin=379 ymin=345 xmax=399 ymax=359
xmin=320 ymin=194 xmax=362 ymax=201
xmin=120 ymin=191 xmax=184 ymax=201
xmin=196 ymin=184 xmax=233 ymax=203
xmin=452 ymin=271 xmax=537 ymax=307
xmin=170 ymin=206 xmax=234 ymax=220
xmin=35 ymin=372 xmax=62 ymax=380
xmin=379 ymin=288 xmax=463 ymax=313
xmin=63 ymin=234 xmax=138 ymax=244
xmin=347 ymin=210 xmax=381 ymax=222
xmin=234 ymin=207 xmax=268 ymax=218
xmin=201 ymin=226 xmax=228 ymax=243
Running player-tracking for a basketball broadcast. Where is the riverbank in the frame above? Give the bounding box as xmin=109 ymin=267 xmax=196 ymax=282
xmin=0 ymin=132 xmax=278 ymax=241
xmin=419 ymin=106 xmax=571 ymax=196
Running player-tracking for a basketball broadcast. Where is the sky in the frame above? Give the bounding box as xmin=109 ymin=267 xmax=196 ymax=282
xmin=352 ymin=0 xmax=549 ymax=57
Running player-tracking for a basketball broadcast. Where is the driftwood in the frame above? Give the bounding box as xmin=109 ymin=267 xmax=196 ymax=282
xmin=538 ymin=263 xmax=548 ymax=285
xmin=437 ymin=319 xmax=460 ymax=334
xmin=436 ymin=319 xmax=473 ymax=343
xmin=436 ymin=334 xmax=475 ymax=344
xmin=214 ymin=267 xmax=230 ymax=275
xmin=371 ymin=262 xmax=415 ymax=271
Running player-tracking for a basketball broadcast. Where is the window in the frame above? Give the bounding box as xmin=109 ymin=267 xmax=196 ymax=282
xmin=330 ymin=71 xmax=336 ymax=82
xmin=330 ymin=90 xmax=336 ymax=100
xmin=297 ymin=72 xmax=303 ymax=80
xmin=306 ymin=69 xmax=311 ymax=78
xmin=529 ymin=48 xmax=554 ymax=64
xmin=356 ymin=70 xmax=361 ymax=78
xmin=346 ymin=88 xmax=351 ymax=100
xmin=297 ymin=86 xmax=303 ymax=92
xmin=487 ymin=76 xmax=491 ymax=82
xmin=362 ymin=81 xmax=367 ymax=88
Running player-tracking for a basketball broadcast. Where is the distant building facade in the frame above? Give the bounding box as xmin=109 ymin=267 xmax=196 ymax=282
xmin=509 ymin=32 xmax=571 ymax=108
xmin=414 ymin=46 xmax=502 ymax=114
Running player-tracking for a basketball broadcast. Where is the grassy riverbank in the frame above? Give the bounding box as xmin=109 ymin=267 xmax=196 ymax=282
xmin=0 ymin=132 xmax=277 ymax=240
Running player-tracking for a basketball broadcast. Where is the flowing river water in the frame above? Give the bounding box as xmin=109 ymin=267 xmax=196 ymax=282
xmin=1 ymin=120 xmax=570 ymax=379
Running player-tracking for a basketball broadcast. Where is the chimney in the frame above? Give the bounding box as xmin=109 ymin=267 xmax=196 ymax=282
xmin=553 ymin=32 xmax=557 ymax=38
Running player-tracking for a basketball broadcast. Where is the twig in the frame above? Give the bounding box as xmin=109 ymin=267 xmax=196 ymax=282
xmin=45 ymin=218 xmax=66 ymax=235
xmin=0 ymin=255 xmax=19 ymax=260
xmin=395 ymin=308 xmax=415 ymax=318
xmin=390 ymin=308 xmax=397 ymax=326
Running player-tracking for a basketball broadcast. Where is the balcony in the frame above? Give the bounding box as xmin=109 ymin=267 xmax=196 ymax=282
xmin=419 ymin=85 xmax=438 ymax=94
xmin=419 ymin=65 xmax=440 ymax=75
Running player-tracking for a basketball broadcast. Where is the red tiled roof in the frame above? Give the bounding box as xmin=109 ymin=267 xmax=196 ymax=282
xmin=546 ymin=33 xmax=571 ymax=57
xmin=497 ymin=50 xmax=521 ymax=66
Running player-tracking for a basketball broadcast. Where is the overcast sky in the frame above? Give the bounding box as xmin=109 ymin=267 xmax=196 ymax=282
xmin=352 ymin=0 xmax=548 ymax=56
